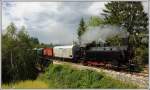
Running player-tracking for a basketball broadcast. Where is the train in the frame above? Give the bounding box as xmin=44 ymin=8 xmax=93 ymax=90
xmin=33 ymin=44 xmax=137 ymax=71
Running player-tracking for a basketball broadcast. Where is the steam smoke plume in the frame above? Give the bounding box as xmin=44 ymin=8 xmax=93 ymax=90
xmin=81 ymin=25 xmax=127 ymax=44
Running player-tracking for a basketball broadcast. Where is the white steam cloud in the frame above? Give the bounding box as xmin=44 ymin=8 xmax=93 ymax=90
xmin=81 ymin=25 xmax=128 ymax=44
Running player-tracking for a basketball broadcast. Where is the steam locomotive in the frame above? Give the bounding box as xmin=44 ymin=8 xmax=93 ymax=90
xmin=33 ymin=44 xmax=134 ymax=71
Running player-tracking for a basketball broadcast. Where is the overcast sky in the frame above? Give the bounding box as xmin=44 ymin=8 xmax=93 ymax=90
xmin=2 ymin=1 xmax=148 ymax=45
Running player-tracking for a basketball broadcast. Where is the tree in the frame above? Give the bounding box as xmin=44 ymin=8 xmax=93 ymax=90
xmin=104 ymin=1 xmax=148 ymax=38
xmin=2 ymin=23 xmax=39 ymax=83
xmin=2 ymin=22 xmax=17 ymax=83
xmin=88 ymin=16 xmax=104 ymax=26
xmin=77 ymin=18 xmax=87 ymax=45
xmin=18 ymin=26 xmax=31 ymax=47
xmin=102 ymin=1 xmax=148 ymax=65
xmin=103 ymin=1 xmax=148 ymax=41
xmin=106 ymin=35 xmax=122 ymax=46
xmin=6 ymin=23 xmax=17 ymax=38
xmin=30 ymin=37 xmax=39 ymax=45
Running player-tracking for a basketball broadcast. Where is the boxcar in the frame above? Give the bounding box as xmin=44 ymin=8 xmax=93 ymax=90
xmin=53 ymin=45 xmax=74 ymax=59
xmin=43 ymin=48 xmax=53 ymax=57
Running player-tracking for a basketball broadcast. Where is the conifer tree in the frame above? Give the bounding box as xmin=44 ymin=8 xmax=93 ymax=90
xmin=103 ymin=1 xmax=148 ymax=61
xmin=77 ymin=18 xmax=86 ymax=45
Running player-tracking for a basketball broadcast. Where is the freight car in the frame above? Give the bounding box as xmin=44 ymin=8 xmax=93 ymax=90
xmin=33 ymin=48 xmax=53 ymax=68
xmin=53 ymin=45 xmax=73 ymax=59
xmin=53 ymin=45 xmax=80 ymax=62
xmin=43 ymin=48 xmax=53 ymax=58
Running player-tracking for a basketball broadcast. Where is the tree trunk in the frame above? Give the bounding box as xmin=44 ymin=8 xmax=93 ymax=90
xmin=10 ymin=51 xmax=14 ymax=68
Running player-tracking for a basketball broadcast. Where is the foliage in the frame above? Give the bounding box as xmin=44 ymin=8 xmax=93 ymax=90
xmin=102 ymin=1 xmax=148 ymax=66
xmin=106 ymin=35 xmax=123 ymax=46
xmin=103 ymin=1 xmax=148 ymax=33
xmin=77 ymin=18 xmax=87 ymax=45
xmin=2 ymin=80 xmax=48 ymax=89
xmin=38 ymin=64 xmax=137 ymax=88
xmin=30 ymin=37 xmax=39 ymax=46
xmin=38 ymin=43 xmax=54 ymax=48
xmin=133 ymin=47 xmax=148 ymax=65
xmin=2 ymin=23 xmax=39 ymax=83
xmin=103 ymin=1 xmax=148 ymax=44
xmin=103 ymin=1 xmax=148 ymax=45
xmin=88 ymin=16 xmax=104 ymax=26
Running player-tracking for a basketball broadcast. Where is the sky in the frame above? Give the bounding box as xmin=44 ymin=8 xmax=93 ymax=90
xmin=2 ymin=1 xmax=148 ymax=45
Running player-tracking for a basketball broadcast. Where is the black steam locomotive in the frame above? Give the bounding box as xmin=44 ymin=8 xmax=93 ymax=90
xmin=76 ymin=45 xmax=129 ymax=70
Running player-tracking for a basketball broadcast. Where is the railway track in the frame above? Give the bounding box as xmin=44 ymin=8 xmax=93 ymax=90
xmin=53 ymin=59 xmax=148 ymax=77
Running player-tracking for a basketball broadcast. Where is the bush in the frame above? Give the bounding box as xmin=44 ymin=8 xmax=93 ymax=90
xmin=132 ymin=46 xmax=148 ymax=71
xmin=38 ymin=64 xmax=137 ymax=88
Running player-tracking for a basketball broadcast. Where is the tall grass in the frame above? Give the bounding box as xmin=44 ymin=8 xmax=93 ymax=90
xmin=2 ymin=80 xmax=48 ymax=89
xmin=38 ymin=64 xmax=138 ymax=88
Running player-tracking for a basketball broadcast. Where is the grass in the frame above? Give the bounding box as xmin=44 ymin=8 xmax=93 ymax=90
xmin=2 ymin=64 xmax=138 ymax=89
xmin=2 ymin=80 xmax=48 ymax=89
xmin=37 ymin=64 xmax=138 ymax=89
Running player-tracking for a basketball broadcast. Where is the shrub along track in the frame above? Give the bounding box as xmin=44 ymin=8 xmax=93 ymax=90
xmin=53 ymin=60 xmax=149 ymax=88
